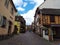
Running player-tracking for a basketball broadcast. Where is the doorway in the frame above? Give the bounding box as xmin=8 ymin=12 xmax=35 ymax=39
xmin=52 ymin=27 xmax=60 ymax=40
xmin=8 ymin=21 xmax=12 ymax=36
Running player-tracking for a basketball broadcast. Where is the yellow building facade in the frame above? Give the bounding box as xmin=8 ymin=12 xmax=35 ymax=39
xmin=14 ymin=21 xmax=20 ymax=34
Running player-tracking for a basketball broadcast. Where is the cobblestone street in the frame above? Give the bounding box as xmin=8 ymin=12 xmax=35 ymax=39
xmin=0 ymin=31 xmax=52 ymax=45
xmin=0 ymin=0 xmax=60 ymax=45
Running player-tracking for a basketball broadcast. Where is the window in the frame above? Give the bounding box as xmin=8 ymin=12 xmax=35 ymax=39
xmin=10 ymin=7 xmax=14 ymax=15
xmin=42 ymin=16 xmax=45 ymax=24
xmin=50 ymin=16 xmax=55 ymax=22
xmin=45 ymin=30 xmax=48 ymax=35
xmin=1 ymin=16 xmax=7 ymax=28
xmin=0 ymin=15 xmax=3 ymax=26
xmin=39 ymin=18 xmax=41 ymax=24
xmin=5 ymin=0 xmax=9 ymax=8
xmin=37 ymin=18 xmax=39 ymax=22
xmin=45 ymin=16 xmax=48 ymax=24
xmin=58 ymin=16 xmax=60 ymax=24
xmin=16 ymin=18 xmax=19 ymax=20
xmin=8 ymin=21 xmax=12 ymax=35
xmin=10 ymin=16 xmax=13 ymax=20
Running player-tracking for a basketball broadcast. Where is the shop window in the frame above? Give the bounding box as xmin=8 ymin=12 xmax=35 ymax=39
xmin=45 ymin=29 xmax=48 ymax=35
xmin=1 ymin=16 xmax=7 ymax=28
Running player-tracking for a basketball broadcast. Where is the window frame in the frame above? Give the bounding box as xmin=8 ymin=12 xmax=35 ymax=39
xmin=0 ymin=14 xmax=3 ymax=26
xmin=5 ymin=0 xmax=9 ymax=8
xmin=50 ymin=15 xmax=55 ymax=22
xmin=10 ymin=7 xmax=14 ymax=15
xmin=1 ymin=16 xmax=7 ymax=28
xmin=45 ymin=29 xmax=48 ymax=35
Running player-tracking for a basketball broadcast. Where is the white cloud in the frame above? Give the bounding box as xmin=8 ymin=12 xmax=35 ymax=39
xmin=13 ymin=0 xmax=44 ymax=25
xmin=24 ymin=0 xmax=34 ymax=1
xmin=20 ymin=0 xmax=44 ymax=25
xmin=13 ymin=0 xmax=23 ymax=6
xmin=23 ymin=2 xmax=27 ymax=7
xmin=21 ymin=9 xmax=36 ymax=25
xmin=30 ymin=1 xmax=35 ymax=4
xmin=34 ymin=0 xmax=44 ymax=5
xmin=17 ymin=7 xmax=25 ymax=11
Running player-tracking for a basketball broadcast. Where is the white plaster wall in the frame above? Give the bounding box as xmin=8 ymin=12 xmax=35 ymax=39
xmin=39 ymin=0 xmax=60 ymax=9
xmin=43 ymin=31 xmax=49 ymax=40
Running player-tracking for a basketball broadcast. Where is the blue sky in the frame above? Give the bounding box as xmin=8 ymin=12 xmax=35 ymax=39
xmin=13 ymin=0 xmax=44 ymax=25
xmin=18 ymin=0 xmax=36 ymax=14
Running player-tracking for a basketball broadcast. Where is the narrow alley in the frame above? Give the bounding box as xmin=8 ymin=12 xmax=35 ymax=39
xmin=0 ymin=0 xmax=60 ymax=45
xmin=0 ymin=31 xmax=52 ymax=45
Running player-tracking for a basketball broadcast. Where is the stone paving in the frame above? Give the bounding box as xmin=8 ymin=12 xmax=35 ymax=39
xmin=52 ymin=40 xmax=60 ymax=45
xmin=0 ymin=31 xmax=57 ymax=45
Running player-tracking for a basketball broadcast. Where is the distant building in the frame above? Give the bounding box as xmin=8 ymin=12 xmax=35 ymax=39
xmin=0 ymin=0 xmax=17 ymax=38
xmin=14 ymin=21 xmax=20 ymax=34
xmin=26 ymin=25 xmax=31 ymax=31
xmin=15 ymin=16 xmax=26 ymax=33
xmin=31 ymin=22 xmax=35 ymax=32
